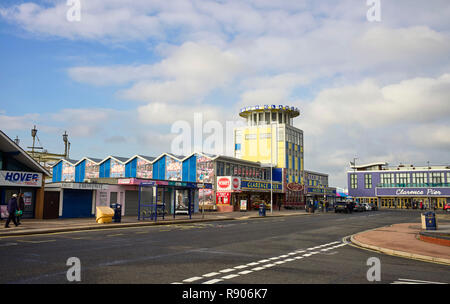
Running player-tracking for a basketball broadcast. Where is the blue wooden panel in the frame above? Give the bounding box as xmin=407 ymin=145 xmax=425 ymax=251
xmin=53 ymin=162 xmax=62 ymax=182
xmin=99 ymin=162 xmax=105 ymax=178
xmin=153 ymin=156 xmax=165 ymax=180
xmin=131 ymin=158 xmax=137 ymax=177
xmin=52 ymin=165 xmax=58 ymax=182
xmin=189 ymin=155 xmax=196 ymax=182
xmin=75 ymin=160 xmax=85 ymax=182
xmin=104 ymin=159 xmax=111 ymax=178
xmin=61 ymin=189 xmax=93 ymax=218
xmin=125 ymin=161 xmax=132 ymax=177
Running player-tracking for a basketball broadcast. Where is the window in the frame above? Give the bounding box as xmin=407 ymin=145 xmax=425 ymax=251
xmin=380 ymin=173 xmax=395 ymax=186
xmin=365 ymin=174 xmax=372 ymax=189
xmin=217 ymin=162 xmax=224 ymax=176
xmin=396 ymin=173 xmax=410 ymax=186
xmin=350 ymin=174 xmax=357 ymax=189
xmin=431 ymin=172 xmax=445 ymax=185
xmin=447 ymin=173 xmax=450 ymax=183
xmin=412 ymin=173 xmax=427 ymax=185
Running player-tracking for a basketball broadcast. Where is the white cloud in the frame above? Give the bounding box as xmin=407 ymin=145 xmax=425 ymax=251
xmin=296 ymin=74 xmax=450 ymax=135
xmin=70 ymin=42 xmax=243 ymax=104
xmin=409 ymin=124 xmax=450 ymax=149
xmin=0 ymin=113 xmax=40 ymax=130
xmin=137 ymin=102 xmax=227 ymax=125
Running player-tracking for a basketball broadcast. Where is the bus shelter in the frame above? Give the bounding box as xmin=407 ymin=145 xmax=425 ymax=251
xmin=137 ymin=180 xmax=212 ymax=222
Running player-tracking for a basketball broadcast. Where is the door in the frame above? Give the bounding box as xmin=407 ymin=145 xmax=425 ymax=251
xmin=62 ymin=189 xmax=93 ymax=218
xmin=124 ymin=190 xmax=139 ymax=216
xmin=43 ymin=191 xmax=60 ymax=219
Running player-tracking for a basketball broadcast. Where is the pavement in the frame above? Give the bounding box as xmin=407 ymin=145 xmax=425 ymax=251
xmin=351 ymin=218 xmax=450 ymax=266
xmin=0 ymin=209 xmax=310 ymax=237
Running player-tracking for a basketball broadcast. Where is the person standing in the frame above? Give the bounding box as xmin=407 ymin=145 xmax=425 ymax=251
xmin=5 ymin=194 xmax=19 ymax=228
xmin=17 ymin=193 xmax=25 ymax=225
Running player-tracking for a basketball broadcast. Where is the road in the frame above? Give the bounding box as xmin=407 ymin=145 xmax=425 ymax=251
xmin=0 ymin=210 xmax=449 ymax=284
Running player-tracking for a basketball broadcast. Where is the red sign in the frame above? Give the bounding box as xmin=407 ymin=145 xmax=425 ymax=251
xmin=287 ymin=183 xmax=303 ymax=192
xmin=218 ymin=177 xmax=231 ymax=189
xmin=232 ymin=177 xmax=240 ymax=189
xmin=216 ymin=192 xmax=231 ymax=204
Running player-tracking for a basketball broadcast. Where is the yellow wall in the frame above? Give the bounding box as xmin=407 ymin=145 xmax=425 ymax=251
xmin=240 ymin=127 xmax=286 ymax=168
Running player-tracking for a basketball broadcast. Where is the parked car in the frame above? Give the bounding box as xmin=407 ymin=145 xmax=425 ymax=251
xmin=444 ymin=203 xmax=450 ymax=212
xmin=370 ymin=203 xmax=378 ymax=211
xmin=362 ymin=203 xmax=372 ymax=211
xmin=334 ymin=202 xmax=349 ymax=213
xmin=353 ymin=202 xmax=365 ymax=212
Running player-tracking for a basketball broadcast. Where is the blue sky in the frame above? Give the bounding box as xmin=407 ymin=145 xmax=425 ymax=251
xmin=1 ymin=0 xmax=450 ymax=188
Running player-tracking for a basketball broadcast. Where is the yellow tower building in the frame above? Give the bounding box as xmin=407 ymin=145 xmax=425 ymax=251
xmin=234 ymin=105 xmax=304 ymax=185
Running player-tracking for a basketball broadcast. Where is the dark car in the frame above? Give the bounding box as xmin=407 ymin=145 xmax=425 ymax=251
xmin=335 ymin=202 xmax=349 ymax=213
xmin=353 ymin=202 xmax=365 ymax=212
xmin=370 ymin=203 xmax=378 ymax=211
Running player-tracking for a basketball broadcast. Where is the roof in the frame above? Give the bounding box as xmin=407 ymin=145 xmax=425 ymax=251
xmin=74 ymin=157 xmax=103 ymax=166
xmin=124 ymin=154 xmax=156 ymax=164
xmin=239 ymin=105 xmax=300 ymax=118
xmin=98 ymin=155 xmax=129 ymax=165
xmin=51 ymin=158 xmax=80 ymax=167
xmin=0 ymin=130 xmax=51 ymax=176
xmin=350 ymin=162 xmax=388 ymax=169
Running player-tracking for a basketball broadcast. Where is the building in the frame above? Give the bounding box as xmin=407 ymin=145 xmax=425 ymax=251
xmin=303 ymin=170 xmax=336 ymax=205
xmin=0 ymin=130 xmax=50 ymax=219
xmin=234 ymin=105 xmax=304 ymax=207
xmin=348 ymin=162 xmax=450 ymax=209
xmin=47 ymin=151 xmax=283 ymax=217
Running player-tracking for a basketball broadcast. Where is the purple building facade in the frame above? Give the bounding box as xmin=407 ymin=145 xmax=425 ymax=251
xmin=347 ymin=162 xmax=450 ymax=209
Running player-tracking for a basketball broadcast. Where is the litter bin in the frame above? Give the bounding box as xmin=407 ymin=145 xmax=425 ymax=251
xmin=259 ymin=203 xmax=266 ymax=217
xmin=423 ymin=212 xmax=437 ymax=230
xmin=110 ymin=203 xmax=122 ymax=223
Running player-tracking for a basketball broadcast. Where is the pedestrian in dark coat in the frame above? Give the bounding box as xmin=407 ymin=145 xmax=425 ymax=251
xmin=17 ymin=193 xmax=25 ymax=225
xmin=5 ymin=194 xmax=19 ymax=228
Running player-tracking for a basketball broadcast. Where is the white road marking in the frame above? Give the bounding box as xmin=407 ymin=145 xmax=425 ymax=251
xmin=395 ymin=278 xmax=447 ymax=284
xmin=263 ymin=264 xmax=276 ymax=268
xmin=234 ymin=265 xmax=248 ymax=269
xmin=183 ymin=276 xmax=203 ymax=283
xmin=203 ymin=272 xmax=220 ymax=277
xmin=175 ymin=241 xmax=345 ymax=284
xmin=219 ymin=268 xmax=235 ymax=273
xmin=222 ymin=274 xmax=240 ymax=280
xmin=238 ymin=270 xmax=253 ymax=275
xmin=203 ymin=279 xmax=223 ymax=284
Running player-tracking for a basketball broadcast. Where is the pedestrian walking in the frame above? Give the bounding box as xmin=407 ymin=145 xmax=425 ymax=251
xmin=16 ymin=193 xmax=25 ymax=225
xmin=5 ymin=194 xmax=19 ymax=228
xmin=325 ymin=201 xmax=329 ymax=212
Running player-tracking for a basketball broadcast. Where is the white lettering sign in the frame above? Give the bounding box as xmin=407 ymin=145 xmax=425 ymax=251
xmin=0 ymin=170 xmax=42 ymax=187
xmin=395 ymin=188 xmax=442 ymax=196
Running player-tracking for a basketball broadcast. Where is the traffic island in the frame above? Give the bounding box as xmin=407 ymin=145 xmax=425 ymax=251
xmin=350 ymin=223 xmax=450 ymax=266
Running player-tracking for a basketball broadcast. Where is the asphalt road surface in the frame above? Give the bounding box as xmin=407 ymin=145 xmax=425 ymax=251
xmin=0 ymin=210 xmax=449 ymax=284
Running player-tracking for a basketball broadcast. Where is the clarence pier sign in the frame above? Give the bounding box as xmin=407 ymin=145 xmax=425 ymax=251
xmin=376 ymin=187 xmax=450 ymax=197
